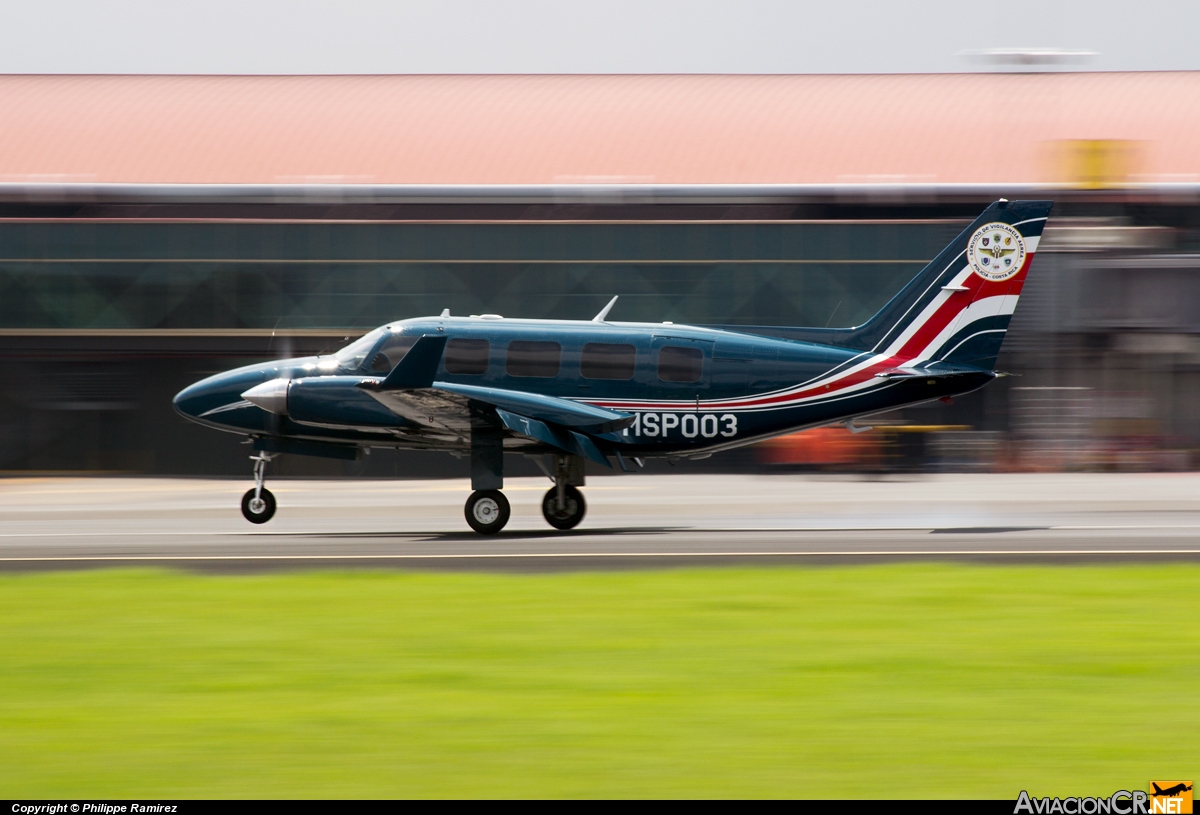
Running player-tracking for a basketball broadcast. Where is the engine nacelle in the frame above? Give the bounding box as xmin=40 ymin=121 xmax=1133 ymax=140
xmin=243 ymin=377 xmax=405 ymax=427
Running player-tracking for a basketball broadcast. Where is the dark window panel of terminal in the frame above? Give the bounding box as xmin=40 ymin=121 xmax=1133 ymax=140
xmin=0 ymin=260 xmax=928 ymax=331
xmin=0 ymin=220 xmax=961 ymax=331
xmin=0 ymin=221 xmax=956 ymax=262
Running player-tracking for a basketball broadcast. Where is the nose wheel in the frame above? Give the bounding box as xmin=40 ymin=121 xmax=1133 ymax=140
xmin=465 ymin=489 xmax=510 ymax=535
xmin=241 ymin=487 xmax=276 ymax=523
xmin=241 ymin=453 xmax=277 ymax=524
xmin=542 ymin=484 xmax=586 ymax=530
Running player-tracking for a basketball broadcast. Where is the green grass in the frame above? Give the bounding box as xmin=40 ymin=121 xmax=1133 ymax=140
xmin=0 ymin=565 xmax=1196 ymax=798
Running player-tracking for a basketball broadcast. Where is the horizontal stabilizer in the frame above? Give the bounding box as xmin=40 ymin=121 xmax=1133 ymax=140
xmin=435 ymin=382 xmax=634 ymax=434
xmin=371 ymin=335 xmax=448 ymax=390
xmin=875 ymin=362 xmax=995 ymax=381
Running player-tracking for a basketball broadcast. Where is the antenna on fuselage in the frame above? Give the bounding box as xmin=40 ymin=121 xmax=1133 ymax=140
xmin=440 ymin=308 xmax=450 ymax=318
xmin=591 ymin=295 xmax=618 ymax=323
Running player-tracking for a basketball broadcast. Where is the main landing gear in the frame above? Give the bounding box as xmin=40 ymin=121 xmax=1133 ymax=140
xmin=460 ymin=452 xmax=588 ymax=535
xmin=241 ymin=453 xmax=277 ymax=524
xmin=464 ymin=489 xmax=511 ymax=535
xmin=542 ymin=484 xmax=586 ymax=530
xmin=541 ymin=454 xmax=587 ymax=531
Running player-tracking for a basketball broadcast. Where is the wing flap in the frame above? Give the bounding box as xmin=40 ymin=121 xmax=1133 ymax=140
xmin=359 ymin=386 xmax=471 ymax=436
xmin=434 ymin=382 xmax=634 ymax=433
xmin=495 ymin=408 xmax=565 ymax=449
xmin=494 ymin=408 xmax=611 ymax=467
xmin=567 ymin=430 xmax=612 ymax=467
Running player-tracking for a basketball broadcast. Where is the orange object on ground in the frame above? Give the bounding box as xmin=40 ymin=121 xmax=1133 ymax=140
xmin=757 ymin=426 xmax=882 ymax=467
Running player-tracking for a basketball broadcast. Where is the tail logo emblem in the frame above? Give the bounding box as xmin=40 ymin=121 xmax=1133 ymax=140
xmin=967 ymin=222 xmax=1026 ymax=281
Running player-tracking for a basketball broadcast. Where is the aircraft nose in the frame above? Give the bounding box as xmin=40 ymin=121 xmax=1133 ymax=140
xmin=173 ymin=367 xmax=272 ymax=423
xmin=172 ymin=377 xmax=229 ymax=420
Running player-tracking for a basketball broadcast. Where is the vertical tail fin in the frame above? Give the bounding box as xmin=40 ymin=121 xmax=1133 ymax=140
xmin=849 ymin=200 xmax=1052 ymax=369
xmin=710 ymin=199 xmax=1052 ymax=372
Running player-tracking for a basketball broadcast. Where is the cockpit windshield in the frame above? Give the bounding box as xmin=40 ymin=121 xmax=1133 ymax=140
xmin=331 ymin=328 xmax=386 ymax=369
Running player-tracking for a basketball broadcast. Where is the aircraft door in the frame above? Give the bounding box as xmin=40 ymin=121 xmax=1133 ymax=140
xmin=712 ymin=342 xmax=753 ymax=391
xmin=649 ymin=335 xmax=715 ymax=392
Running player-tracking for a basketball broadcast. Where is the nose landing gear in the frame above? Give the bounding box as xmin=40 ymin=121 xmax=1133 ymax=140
xmin=241 ymin=453 xmax=277 ymax=524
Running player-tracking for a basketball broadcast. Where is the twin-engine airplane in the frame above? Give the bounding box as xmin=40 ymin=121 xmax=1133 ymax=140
xmin=174 ymin=200 xmax=1052 ymax=534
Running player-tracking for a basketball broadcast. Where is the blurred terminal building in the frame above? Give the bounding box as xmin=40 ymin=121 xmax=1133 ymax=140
xmin=3 ymin=73 xmax=1200 ymax=475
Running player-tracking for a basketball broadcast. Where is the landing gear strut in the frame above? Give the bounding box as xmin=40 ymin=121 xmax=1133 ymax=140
xmin=464 ymin=421 xmax=509 ymax=534
xmin=542 ymin=455 xmax=586 ymax=530
xmin=241 ymin=453 xmax=277 ymax=524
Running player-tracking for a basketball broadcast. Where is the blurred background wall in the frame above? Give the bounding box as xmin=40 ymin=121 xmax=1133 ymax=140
xmin=2 ymin=72 xmax=1199 ymax=476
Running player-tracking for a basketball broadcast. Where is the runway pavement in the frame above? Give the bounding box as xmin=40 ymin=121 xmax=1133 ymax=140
xmin=2 ymin=472 xmax=1200 ymax=570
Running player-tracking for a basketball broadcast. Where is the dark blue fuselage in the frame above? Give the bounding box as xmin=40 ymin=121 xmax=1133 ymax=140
xmin=173 ymin=316 xmax=991 ymax=460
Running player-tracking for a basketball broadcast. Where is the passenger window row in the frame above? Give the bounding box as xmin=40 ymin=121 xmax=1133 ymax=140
xmin=440 ymin=338 xmax=702 ymax=383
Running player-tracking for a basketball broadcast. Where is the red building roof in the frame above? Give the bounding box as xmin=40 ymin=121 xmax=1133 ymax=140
xmin=0 ymin=73 xmax=1198 ymax=187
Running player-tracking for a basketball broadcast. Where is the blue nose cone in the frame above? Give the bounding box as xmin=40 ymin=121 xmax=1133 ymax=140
xmin=173 ymin=364 xmax=278 ymax=429
xmin=172 ymin=377 xmax=224 ymax=420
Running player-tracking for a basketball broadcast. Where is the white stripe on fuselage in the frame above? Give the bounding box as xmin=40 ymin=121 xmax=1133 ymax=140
xmin=867 ymin=253 xmax=967 ymax=354
xmin=908 ymin=294 xmax=1020 ymax=364
xmin=199 ymin=399 xmax=254 ymax=417
xmin=876 ymin=264 xmax=972 ymax=357
xmin=938 ymin=329 xmax=1006 ymax=362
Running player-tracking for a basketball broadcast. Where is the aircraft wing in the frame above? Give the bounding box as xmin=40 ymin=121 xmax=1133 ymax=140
xmin=355 ymin=334 xmax=632 ymax=464
xmin=359 ymin=376 xmax=632 ymax=430
xmin=357 ymin=382 xmax=626 ymax=465
xmin=357 ymin=386 xmax=473 ymax=438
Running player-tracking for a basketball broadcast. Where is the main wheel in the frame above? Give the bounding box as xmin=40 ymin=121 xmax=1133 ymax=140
xmin=241 ymin=487 xmax=277 ymax=524
xmin=542 ymin=485 xmax=586 ymax=530
xmin=465 ymin=489 xmax=510 ymax=535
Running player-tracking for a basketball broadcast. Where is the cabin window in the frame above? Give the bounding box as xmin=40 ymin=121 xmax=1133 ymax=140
xmin=657 ymin=345 xmax=704 ymax=383
xmin=580 ymin=342 xmax=636 ymax=380
xmin=506 ymin=341 xmax=561 ymax=378
xmin=369 ymin=333 xmax=419 ymax=373
xmin=444 ymin=338 xmax=490 ymax=375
